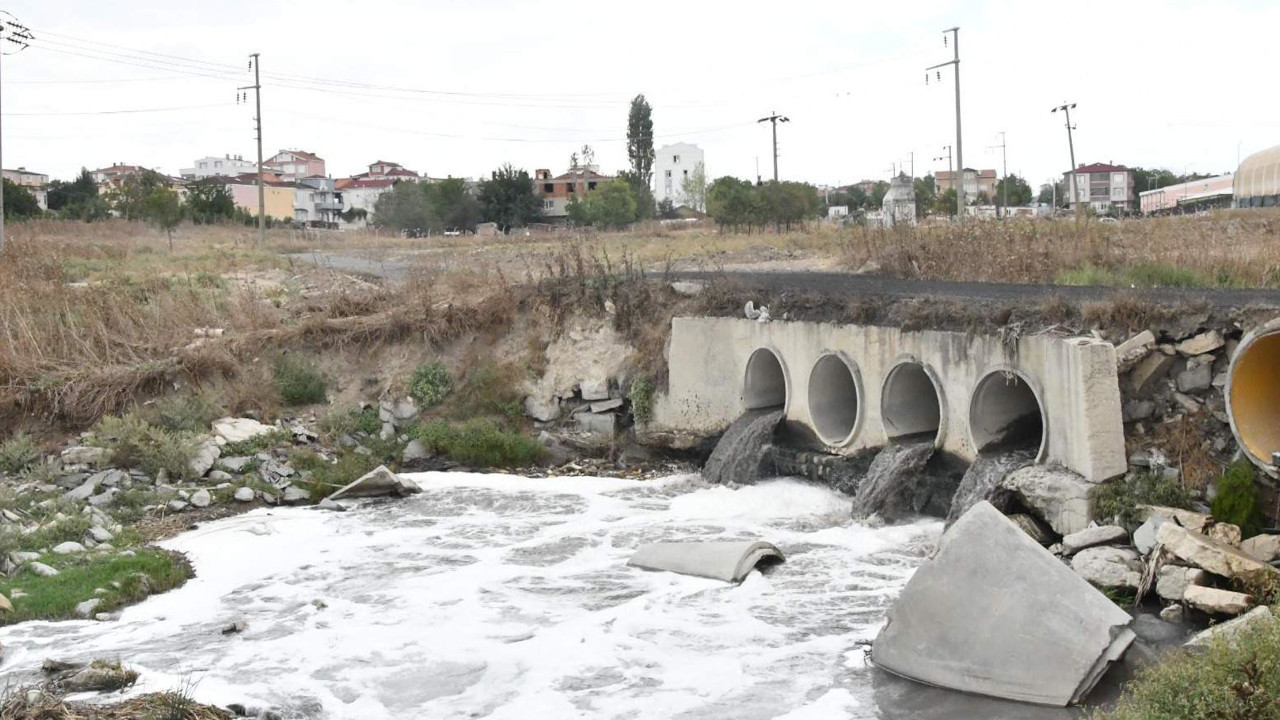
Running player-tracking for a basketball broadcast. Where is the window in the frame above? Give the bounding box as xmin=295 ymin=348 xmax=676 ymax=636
xmin=567 ymin=184 xmax=575 ymax=193
xmin=588 ymin=182 xmax=597 ymax=191
xmin=673 ymin=155 xmax=681 ymax=163
xmin=683 ymin=170 xmax=688 ymax=178
xmin=199 ymin=162 xmax=207 ymax=169
xmin=215 ymin=161 xmax=222 ymax=168
xmin=665 ymin=170 xmax=672 ymax=179
xmin=542 ymin=200 xmax=554 ymax=210
xmin=543 ymin=183 xmax=554 ymax=193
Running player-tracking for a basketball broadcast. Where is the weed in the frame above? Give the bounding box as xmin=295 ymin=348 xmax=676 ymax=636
xmin=629 ymin=375 xmax=655 ymax=424
xmin=0 ymin=432 xmax=41 ymax=474
xmin=319 ymin=405 xmax=381 ymax=441
xmin=292 ymin=450 xmax=380 ymax=500
xmin=218 ymin=428 xmax=290 ymax=457
xmin=137 ymin=392 xmax=224 ymax=434
xmin=0 ymin=548 xmax=191 ymax=625
xmin=92 ymin=413 xmax=199 ymax=480
xmin=1212 ymin=460 xmax=1264 ymax=538
xmin=409 ymin=360 xmax=452 ymax=408
xmin=272 ymin=356 xmax=327 ymax=406
xmin=410 ymin=419 xmax=545 ymax=468
xmin=447 ymin=362 xmax=524 ymax=421
xmin=1093 ymin=471 xmax=1194 ymax=525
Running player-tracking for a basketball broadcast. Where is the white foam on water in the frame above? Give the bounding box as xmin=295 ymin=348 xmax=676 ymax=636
xmin=0 ymin=473 xmax=940 ymax=720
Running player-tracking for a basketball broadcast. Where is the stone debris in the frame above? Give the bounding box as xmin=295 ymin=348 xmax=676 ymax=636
xmin=1061 ymin=525 xmax=1128 ymax=555
xmin=996 ymin=465 xmax=1093 ymax=536
xmin=1115 ymin=330 xmax=1156 ymax=371
xmin=627 ymin=540 xmax=784 ymax=583
xmin=187 ymin=438 xmax=221 ymax=478
xmin=1186 ymin=606 xmax=1274 ymax=647
xmin=52 ymin=541 xmax=86 ymax=555
xmin=28 ymin=561 xmax=58 ymax=577
xmin=74 ymin=598 xmax=102 ymax=618
xmin=60 ymin=446 xmax=109 ymax=468
xmin=328 ymin=465 xmax=421 ymax=501
xmin=1175 ymin=330 xmax=1225 ymax=357
xmin=1175 ymin=356 xmax=1213 ymax=393
xmin=0 ymin=592 xmax=12 ymax=613
xmin=401 ymin=439 xmax=430 ymax=462
xmin=1071 ymin=546 xmax=1144 ymax=590
xmin=1183 ymin=585 xmax=1254 ymax=616
xmin=578 ymin=379 xmax=611 ymax=401
xmin=873 ymin=502 xmax=1134 ymax=707
xmin=282 ymin=486 xmax=311 ymax=504
xmin=1155 ymin=565 xmax=1207 ymax=602
xmin=1156 ymin=522 xmax=1279 ymax=580
xmin=222 ymin=620 xmax=248 ymax=635
xmin=212 ymin=417 xmax=277 ymax=445
xmin=1205 ymin=522 xmax=1242 ymax=547
xmin=1127 ymin=352 xmax=1175 ymax=396
xmin=189 ymin=489 xmax=212 ymax=508
xmin=1240 ymin=534 xmax=1280 ymax=562
xmin=234 ymin=487 xmax=255 ymax=503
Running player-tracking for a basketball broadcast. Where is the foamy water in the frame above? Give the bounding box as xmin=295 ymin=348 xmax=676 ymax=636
xmin=0 ymin=473 xmax=940 ymax=719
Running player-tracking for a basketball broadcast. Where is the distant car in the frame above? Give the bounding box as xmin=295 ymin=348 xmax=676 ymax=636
xmin=1098 ymin=217 xmax=1118 ymax=224
xmin=444 ymin=230 xmax=461 ymax=236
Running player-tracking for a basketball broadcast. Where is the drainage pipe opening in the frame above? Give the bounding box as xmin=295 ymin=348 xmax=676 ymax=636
xmin=807 ymin=353 xmax=861 ymax=446
xmin=969 ymin=370 xmax=1046 ymax=456
xmin=743 ymin=348 xmax=787 ymax=410
xmin=1227 ymin=328 xmax=1280 ymax=469
xmin=882 ymin=361 xmax=944 ymax=446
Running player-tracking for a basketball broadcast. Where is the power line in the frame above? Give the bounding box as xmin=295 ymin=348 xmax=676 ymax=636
xmin=2 ymin=102 xmax=228 ymax=116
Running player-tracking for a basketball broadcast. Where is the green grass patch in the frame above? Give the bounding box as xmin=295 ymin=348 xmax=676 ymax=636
xmin=289 ymin=448 xmax=381 ymax=500
xmin=319 ymin=405 xmax=382 ymax=441
xmin=1212 ymin=460 xmax=1265 ymax=538
xmin=409 ymin=419 xmax=545 ymax=468
xmin=445 ymin=362 xmax=524 ymax=422
xmin=0 ymin=548 xmax=191 ymax=625
xmin=1095 ymin=605 xmax=1280 ymax=720
xmin=1056 ymin=262 xmax=1247 ymax=290
xmin=0 ymin=516 xmax=92 ymax=557
xmin=273 ymin=356 xmax=327 ymax=406
xmin=629 ymin=376 xmax=654 ymax=424
xmin=0 ymin=432 xmax=42 ymax=474
xmin=409 ymin=360 xmax=452 ymax=408
xmin=1093 ymin=471 xmax=1194 ymax=525
xmin=136 ymin=392 xmax=225 ymax=434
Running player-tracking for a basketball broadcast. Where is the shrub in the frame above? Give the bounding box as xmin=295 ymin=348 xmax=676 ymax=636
xmin=92 ymin=413 xmax=199 ymax=480
xmin=273 ymin=357 xmax=327 ymax=406
xmin=629 ymin=375 xmax=654 ymax=424
xmin=410 ymin=419 xmax=544 ymax=468
xmin=319 ymin=405 xmax=382 ymax=441
xmin=1095 ymin=607 xmax=1280 ymax=720
xmin=218 ymin=428 xmax=290 ymax=457
xmin=137 ymin=392 xmax=224 ymax=433
xmin=1212 ymin=460 xmax=1264 ymax=538
xmin=1093 ymin=471 xmax=1194 ymax=525
xmin=290 ymin=449 xmax=379 ymax=501
xmin=409 ymin=360 xmax=452 ymax=408
xmin=0 ymin=432 xmax=41 ymax=473
xmin=448 ymin=362 xmax=523 ymax=421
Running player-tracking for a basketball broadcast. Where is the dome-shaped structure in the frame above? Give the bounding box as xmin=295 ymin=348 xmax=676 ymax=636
xmin=1235 ymin=145 xmax=1280 ymax=207
xmin=882 ymin=173 xmax=917 ymax=227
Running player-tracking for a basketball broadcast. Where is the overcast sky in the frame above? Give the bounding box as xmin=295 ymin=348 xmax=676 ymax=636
xmin=3 ymin=0 xmax=1276 ymax=189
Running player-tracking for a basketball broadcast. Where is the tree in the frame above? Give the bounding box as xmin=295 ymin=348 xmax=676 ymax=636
xmin=870 ymin=181 xmax=890 ymax=208
xmin=185 ymin=180 xmax=236 ymax=224
xmin=569 ymin=179 xmax=637 ymax=230
xmin=478 ymin=164 xmax=541 ymax=232
xmin=914 ymin=174 xmax=937 ymax=218
xmin=617 ymin=170 xmax=656 ymax=220
xmin=626 ymin=94 xmax=655 ymax=190
xmin=107 ymin=169 xmax=167 ymax=220
xmin=428 ymin=177 xmax=479 ymax=232
xmin=657 ymin=198 xmax=679 ymax=219
xmin=1130 ymin=167 xmax=1180 ymax=194
xmin=681 ymin=162 xmax=708 ymax=212
xmin=974 ymin=191 xmax=992 ymax=205
xmin=994 ymin=174 xmax=1033 ymax=208
xmin=47 ymin=168 xmax=108 ymax=221
xmin=708 ymin=176 xmax=758 ymax=231
xmin=933 ymin=188 xmax=958 ymax=217
xmin=144 ymin=187 xmax=183 ymax=251
xmin=2 ymin=180 xmax=40 ymax=220
xmin=373 ymin=181 xmax=432 ymax=235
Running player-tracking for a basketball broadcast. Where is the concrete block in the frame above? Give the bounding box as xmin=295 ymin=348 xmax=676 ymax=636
xmin=873 ymin=502 xmax=1134 ymax=707
xmin=1157 ymin=522 xmax=1279 ymax=580
xmin=1155 ymin=565 xmax=1207 ymax=602
xmin=1176 ymin=359 xmax=1213 ymax=393
xmin=1115 ymin=330 xmax=1155 ymax=371
xmin=1176 ymin=330 xmax=1225 ymax=357
xmin=997 ymin=465 xmax=1093 ymax=535
xmin=1127 ymin=352 xmax=1175 ymax=396
xmin=575 ymin=412 xmax=616 ymax=437
xmin=1241 ymin=534 xmax=1280 ymax=562
xmin=626 ymin=541 xmax=784 ymax=583
xmin=1062 ymin=525 xmax=1128 ymax=555
xmin=1184 ymin=585 xmax=1253 ymax=615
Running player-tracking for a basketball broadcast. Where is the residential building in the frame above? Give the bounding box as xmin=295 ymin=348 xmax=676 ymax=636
xmin=3 ymin=167 xmax=48 ymax=209
xmin=264 ymin=150 xmax=325 ymax=181
xmin=1141 ymin=174 xmax=1234 ymax=214
xmin=351 ymin=160 xmax=419 ymax=181
xmin=532 ymin=166 xmax=614 ymax=220
xmin=181 ymin=154 xmax=256 ymax=180
xmin=294 ymin=176 xmax=341 ymax=225
xmin=222 ymin=174 xmax=296 ymax=221
xmin=335 ymin=177 xmax=397 ymax=229
xmin=654 ymin=142 xmax=705 ymax=209
xmin=90 ymin=163 xmax=149 ymax=190
xmin=1063 ymin=163 xmax=1135 ymax=213
xmin=935 ymin=168 xmax=998 ymax=200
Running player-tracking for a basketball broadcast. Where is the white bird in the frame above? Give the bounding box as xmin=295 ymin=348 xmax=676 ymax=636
xmin=744 ymin=301 xmax=761 ymax=320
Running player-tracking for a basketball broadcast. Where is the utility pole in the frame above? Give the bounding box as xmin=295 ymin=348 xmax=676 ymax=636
xmin=1051 ymin=102 xmax=1079 ymax=219
xmin=988 ymin=131 xmax=1007 ymax=217
xmin=903 ymin=151 xmax=914 ymax=179
xmin=757 ymin=111 xmax=789 ymax=182
xmin=240 ymin=54 xmax=265 ymax=245
xmin=0 ymin=12 xmax=33 ymax=253
xmin=927 ymin=27 xmax=963 ymax=217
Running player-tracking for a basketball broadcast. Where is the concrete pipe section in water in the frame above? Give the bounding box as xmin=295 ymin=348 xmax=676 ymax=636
xmin=881 ymin=361 xmax=945 ymax=446
xmin=1227 ymin=324 xmax=1280 ymax=470
xmin=743 ymin=347 xmax=788 ymax=410
xmin=807 ymin=352 xmax=862 ymax=446
xmin=969 ymin=369 xmax=1046 ymax=458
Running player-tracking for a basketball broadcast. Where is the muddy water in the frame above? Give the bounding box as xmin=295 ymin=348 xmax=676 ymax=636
xmin=946 ymin=448 xmax=1038 ymax=526
xmin=850 ymin=439 xmax=937 ymax=522
xmin=702 ymin=408 xmax=784 ymax=486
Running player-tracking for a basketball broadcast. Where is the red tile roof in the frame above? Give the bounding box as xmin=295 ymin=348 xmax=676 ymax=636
xmin=1072 ymin=162 xmax=1130 ymax=174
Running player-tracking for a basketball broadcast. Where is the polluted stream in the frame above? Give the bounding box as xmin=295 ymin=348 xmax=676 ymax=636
xmin=0 ymin=471 xmax=1095 ymax=719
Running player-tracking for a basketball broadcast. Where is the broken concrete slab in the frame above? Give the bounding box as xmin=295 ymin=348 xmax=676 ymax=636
xmin=578 ymin=379 xmax=611 ymax=401
xmin=995 ymin=464 xmax=1093 ymax=535
xmin=1127 ymin=352 xmax=1176 ymax=396
xmin=872 ymin=502 xmax=1135 ymax=707
xmin=1184 ymin=585 xmax=1253 ymax=615
xmin=1176 ymin=358 xmax=1213 ymax=393
xmin=212 ymin=417 xmax=277 ymax=445
xmin=1142 ymin=505 xmax=1210 ymax=534
xmin=1176 ymin=330 xmax=1225 ymax=357
xmin=1241 ymin=534 xmax=1280 ymax=562
xmin=1071 ymin=546 xmax=1143 ymax=590
xmin=1186 ymin=606 xmax=1274 ymax=647
xmin=589 ymin=398 xmax=624 ymax=414
xmin=1155 ymin=565 xmax=1208 ymax=602
xmin=1156 ymin=522 xmax=1279 ymax=581
xmin=1206 ymin=522 xmax=1242 ymax=547
xmin=574 ymin=412 xmax=616 ymax=437
xmin=1062 ymin=525 xmax=1129 ymax=555
xmin=1115 ymin=330 xmax=1156 ymax=371
xmin=329 ymin=465 xmax=422 ymax=501
xmin=627 ymin=541 xmax=784 ymax=584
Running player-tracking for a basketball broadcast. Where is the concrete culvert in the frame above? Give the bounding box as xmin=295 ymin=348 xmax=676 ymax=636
xmin=969 ymin=370 xmax=1045 ymax=455
xmin=743 ymin=348 xmax=787 ymax=410
xmin=807 ymin=353 xmax=861 ymax=445
xmin=1227 ymin=325 xmax=1280 ymax=469
xmin=882 ymin=361 xmax=943 ymax=445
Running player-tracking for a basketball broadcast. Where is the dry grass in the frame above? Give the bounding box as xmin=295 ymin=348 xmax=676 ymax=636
xmin=0 ymin=690 xmax=231 ymax=720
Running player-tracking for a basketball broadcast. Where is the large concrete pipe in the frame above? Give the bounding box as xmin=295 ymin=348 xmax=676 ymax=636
xmin=743 ymin=347 xmax=788 ymax=410
xmin=1227 ymin=322 xmax=1280 ymax=471
xmin=807 ymin=352 xmax=862 ymax=446
xmin=882 ymin=360 xmax=945 ymax=446
xmin=969 ymin=369 xmax=1046 ymax=457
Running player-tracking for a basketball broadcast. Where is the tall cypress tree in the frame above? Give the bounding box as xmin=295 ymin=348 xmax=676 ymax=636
xmin=626 ymin=94 xmax=654 ymax=189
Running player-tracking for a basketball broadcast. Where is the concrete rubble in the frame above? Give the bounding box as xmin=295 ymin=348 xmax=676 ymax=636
xmin=1241 ymin=533 xmax=1280 ymax=562
xmin=1185 ymin=605 xmax=1274 ymax=647
xmin=873 ymin=502 xmax=1134 ymax=707
xmin=1156 ymin=521 xmax=1279 ymax=581
xmin=1184 ymin=585 xmax=1254 ymax=616
xmin=995 ymin=464 xmax=1094 ymax=536
xmin=1061 ymin=525 xmax=1128 ymax=555
xmin=1070 ymin=546 xmax=1143 ymax=590
xmin=329 ymin=465 xmax=422 ymax=501
xmin=627 ymin=541 xmax=784 ymax=584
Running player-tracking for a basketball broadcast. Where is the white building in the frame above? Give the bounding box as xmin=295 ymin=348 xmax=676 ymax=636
xmin=3 ymin=167 xmax=48 ymax=209
xmin=1063 ymin=162 xmax=1135 ymax=213
xmin=181 ymin=154 xmax=257 ymax=180
xmin=654 ymin=142 xmax=705 ymax=209
xmin=336 ymin=178 xmax=397 ymax=229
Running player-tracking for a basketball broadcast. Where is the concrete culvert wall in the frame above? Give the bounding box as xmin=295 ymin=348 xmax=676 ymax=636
xmin=882 ymin=362 xmax=943 ymax=444
xmin=807 ymin=353 xmax=861 ymax=446
xmin=969 ymin=370 xmax=1045 ymax=455
xmin=1227 ymin=327 xmax=1280 ymax=469
xmin=743 ymin=348 xmax=787 ymax=410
